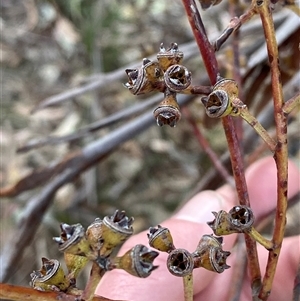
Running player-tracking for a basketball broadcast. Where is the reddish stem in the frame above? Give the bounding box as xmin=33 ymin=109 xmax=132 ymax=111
xmin=181 ymin=0 xmax=262 ymax=295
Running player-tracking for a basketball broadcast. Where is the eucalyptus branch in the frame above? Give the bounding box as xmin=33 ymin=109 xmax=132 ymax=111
xmin=181 ymin=0 xmax=262 ymax=296
xmin=255 ymin=0 xmax=289 ymax=299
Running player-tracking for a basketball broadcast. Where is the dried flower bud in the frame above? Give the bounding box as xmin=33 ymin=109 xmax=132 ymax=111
xmin=194 ymin=246 xmax=230 ymax=273
xmin=53 ymin=223 xmax=93 ymax=259
xmin=201 ymin=78 xmax=239 ymax=118
xmin=124 ymin=59 xmax=164 ymax=95
xmin=30 ymin=258 xmax=69 ymax=292
xmin=157 ymin=43 xmax=184 ymax=71
xmin=148 ymin=225 xmax=175 ymax=253
xmin=100 ymin=210 xmax=134 ymax=257
xmin=207 ymin=205 xmax=254 ymax=236
xmin=86 ymin=217 xmax=103 ymax=252
xmin=153 ymin=89 xmax=181 ymax=127
xmin=167 ymin=248 xmax=194 ymax=277
xmin=113 ymin=244 xmax=159 ymax=278
xmin=164 ymin=65 xmax=192 ymax=92
xmin=63 ymin=253 xmax=89 ymax=286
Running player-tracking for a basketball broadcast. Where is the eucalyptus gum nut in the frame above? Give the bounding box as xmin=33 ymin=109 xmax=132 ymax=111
xmin=30 ymin=258 xmax=69 ymax=292
xmin=167 ymin=248 xmax=194 ymax=277
xmin=229 ymin=205 xmax=254 ymax=231
xmin=124 ymin=59 xmax=164 ymax=95
xmin=153 ymin=90 xmax=181 ymax=127
xmin=193 ymin=246 xmax=231 ymax=273
xmin=157 ymin=42 xmax=184 ymax=71
xmin=148 ymin=225 xmax=175 ymax=253
xmin=207 ymin=210 xmax=238 ymax=235
xmin=53 ymin=223 xmax=94 ymax=259
xmin=202 ymin=78 xmax=239 ymax=118
xmin=207 ymin=206 xmax=254 ymax=235
xmin=100 ymin=210 xmax=134 ymax=257
xmin=164 ymin=65 xmax=192 ymax=92
xmin=86 ymin=217 xmax=104 ymax=251
xmin=115 ymin=244 xmax=159 ymax=278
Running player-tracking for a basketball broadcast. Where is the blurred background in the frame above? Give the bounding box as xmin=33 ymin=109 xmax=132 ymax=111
xmin=1 ymin=0 xmax=299 ymax=292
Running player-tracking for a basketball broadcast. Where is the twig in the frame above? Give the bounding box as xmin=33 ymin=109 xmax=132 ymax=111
xmin=0 ymin=283 xmax=122 ymax=301
xmin=213 ymin=5 xmax=256 ymax=51
xmin=181 ymin=0 xmax=262 ymax=297
xmin=246 ymin=228 xmax=274 ymax=250
xmin=256 ymin=0 xmax=288 ymax=299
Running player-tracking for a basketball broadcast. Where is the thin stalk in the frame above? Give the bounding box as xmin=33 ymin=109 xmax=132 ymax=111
xmin=256 ymin=0 xmax=288 ymax=299
xmin=236 ymin=103 xmax=277 ymax=152
xmin=183 ymin=274 xmax=194 ymax=301
xmin=181 ymin=0 xmax=262 ymax=296
xmin=80 ymin=263 xmax=105 ymax=301
xmin=213 ymin=6 xmax=256 ymax=51
xmin=246 ymin=228 xmax=274 ymax=250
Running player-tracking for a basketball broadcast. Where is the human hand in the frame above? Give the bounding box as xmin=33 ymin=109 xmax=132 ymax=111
xmin=96 ymin=157 xmax=300 ymax=301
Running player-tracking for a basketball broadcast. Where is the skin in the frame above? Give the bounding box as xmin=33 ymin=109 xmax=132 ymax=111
xmin=96 ymin=157 xmax=300 ymax=301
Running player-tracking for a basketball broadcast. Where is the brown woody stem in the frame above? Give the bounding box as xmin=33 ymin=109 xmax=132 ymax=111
xmin=181 ymin=0 xmax=262 ymax=296
xmin=256 ymin=0 xmax=288 ymax=299
xmin=213 ymin=6 xmax=256 ymax=51
xmin=181 ymin=0 xmax=219 ymax=84
xmin=0 ymin=283 xmax=117 ymax=301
